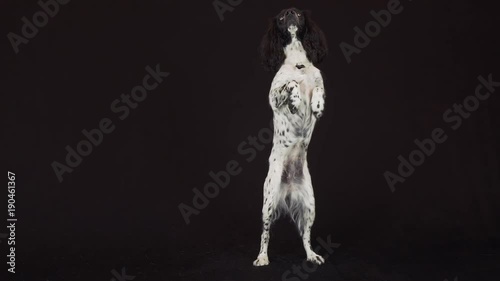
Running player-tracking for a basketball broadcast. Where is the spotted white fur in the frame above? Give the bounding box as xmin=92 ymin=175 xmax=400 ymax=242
xmin=254 ymin=23 xmax=326 ymax=266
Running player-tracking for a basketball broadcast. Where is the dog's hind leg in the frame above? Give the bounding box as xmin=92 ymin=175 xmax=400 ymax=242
xmin=254 ymin=160 xmax=282 ymax=266
xmin=297 ymin=164 xmax=325 ymax=265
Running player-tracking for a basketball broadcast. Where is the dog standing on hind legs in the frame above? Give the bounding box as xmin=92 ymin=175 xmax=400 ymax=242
xmin=253 ymin=8 xmax=328 ymax=266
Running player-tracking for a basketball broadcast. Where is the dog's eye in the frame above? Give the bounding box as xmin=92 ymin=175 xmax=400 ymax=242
xmin=279 ymin=16 xmax=284 ymax=21
xmin=297 ymin=13 xmax=301 ymax=17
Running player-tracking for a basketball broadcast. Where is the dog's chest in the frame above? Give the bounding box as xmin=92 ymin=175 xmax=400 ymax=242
xmin=292 ymin=65 xmax=317 ymax=99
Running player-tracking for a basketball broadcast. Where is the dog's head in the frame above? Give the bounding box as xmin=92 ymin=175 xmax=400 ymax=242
xmin=278 ymin=7 xmax=305 ymax=34
xmin=260 ymin=7 xmax=328 ymax=72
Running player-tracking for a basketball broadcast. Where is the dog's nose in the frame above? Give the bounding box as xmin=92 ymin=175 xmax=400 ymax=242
xmin=286 ymin=9 xmax=296 ymax=16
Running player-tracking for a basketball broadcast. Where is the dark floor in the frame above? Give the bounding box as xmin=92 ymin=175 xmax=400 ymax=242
xmin=16 ymin=224 xmax=500 ymax=281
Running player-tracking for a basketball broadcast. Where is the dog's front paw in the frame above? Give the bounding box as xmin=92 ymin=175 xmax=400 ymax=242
xmin=307 ymin=253 xmax=325 ymax=265
xmin=253 ymin=254 xmax=270 ymax=266
xmin=286 ymin=80 xmax=301 ymax=114
xmin=311 ymin=87 xmax=325 ymax=119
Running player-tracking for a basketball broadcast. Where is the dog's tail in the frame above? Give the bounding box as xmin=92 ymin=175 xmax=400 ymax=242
xmin=274 ymin=186 xmax=314 ymax=235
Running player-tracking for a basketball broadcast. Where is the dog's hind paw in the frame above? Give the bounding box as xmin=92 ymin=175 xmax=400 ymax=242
xmin=307 ymin=253 xmax=325 ymax=265
xmin=253 ymin=254 xmax=270 ymax=266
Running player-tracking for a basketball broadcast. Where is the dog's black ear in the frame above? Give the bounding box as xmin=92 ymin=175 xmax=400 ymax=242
xmin=260 ymin=18 xmax=286 ymax=72
xmin=302 ymin=10 xmax=328 ymax=65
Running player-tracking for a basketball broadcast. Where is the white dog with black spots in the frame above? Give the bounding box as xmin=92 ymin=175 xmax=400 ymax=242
xmin=254 ymin=7 xmax=328 ymax=266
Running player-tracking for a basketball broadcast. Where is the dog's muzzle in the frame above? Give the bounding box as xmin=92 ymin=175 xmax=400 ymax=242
xmin=285 ymin=10 xmax=299 ymax=27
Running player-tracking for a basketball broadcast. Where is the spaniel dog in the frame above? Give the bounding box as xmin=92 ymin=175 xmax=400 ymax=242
xmin=254 ymin=8 xmax=328 ymax=266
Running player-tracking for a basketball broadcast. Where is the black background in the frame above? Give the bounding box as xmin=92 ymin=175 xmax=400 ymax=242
xmin=2 ymin=0 xmax=500 ymax=280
